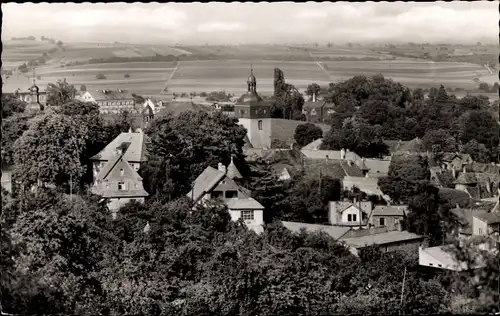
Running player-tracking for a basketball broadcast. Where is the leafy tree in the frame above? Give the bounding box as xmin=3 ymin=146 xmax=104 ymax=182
xmin=8 ymin=189 xmax=115 ymax=315
xmin=359 ymin=99 xmax=390 ymax=125
xmin=1 ymin=113 xmax=33 ymax=166
xmin=461 ymin=139 xmax=491 ymax=163
xmin=294 ymin=123 xmax=323 ymax=147
xmin=13 ymin=113 xmax=88 ymax=190
xmin=305 ymin=83 xmax=321 ymax=100
xmin=96 ymin=73 xmax=107 ymax=80
xmin=79 ymin=84 xmax=87 ymax=92
xmin=124 ymin=73 xmax=130 ymax=78
xmin=422 ymin=129 xmax=459 ymax=152
xmin=142 ymin=111 xmax=247 ymax=199
xmin=458 ymin=110 xmax=499 ymax=154
xmin=46 ymin=79 xmax=77 ymax=107
xmin=321 ymin=116 xmax=389 ymax=158
xmin=379 ymin=154 xmax=430 ymax=204
xmin=2 ymin=94 xmax=27 ymax=118
xmin=478 ymin=82 xmax=490 ymax=92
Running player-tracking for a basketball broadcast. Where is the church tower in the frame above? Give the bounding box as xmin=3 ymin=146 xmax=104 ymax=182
xmin=25 ymin=68 xmax=44 ymax=112
xmin=234 ymin=66 xmax=272 ymax=149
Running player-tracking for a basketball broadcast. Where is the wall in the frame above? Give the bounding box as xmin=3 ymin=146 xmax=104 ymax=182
xmin=472 ymin=216 xmax=488 ymax=235
xmin=372 ymin=215 xmax=404 ymax=230
xmin=238 ymin=118 xmax=272 ymax=149
xmin=229 ymin=208 xmax=264 ymax=234
xmin=385 ymin=239 xmax=422 ymax=256
xmin=341 ymin=205 xmax=363 ymax=226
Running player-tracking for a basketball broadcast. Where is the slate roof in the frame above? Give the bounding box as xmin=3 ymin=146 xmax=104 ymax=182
xmin=226 ymin=198 xmax=264 ymax=210
xmin=342 ymin=176 xmax=389 ymax=200
xmin=430 ymin=168 xmax=456 ymax=188
xmin=226 ymin=158 xmax=243 ymax=179
xmin=455 ymin=172 xmax=500 ymax=185
xmin=363 ymin=159 xmax=391 ymax=176
xmin=187 ymin=166 xmax=226 ymax=202
xmin=372 ymin=205 xmax=408 ymax=217
xmin=89 ymin=89 xmax=135 ymax=101
xmin=91 ymin=131 xmax=149 ymax=163
xmin=304 ymin=160 xmax=363 ymax=180
xmin=303 ymin=101 xmax=335 ymax=109
xmin=340 ymin=230 xmax=424 ymax=248
xmin=384 ymin=138 xmax=425 ymax=153
xmin=474 ymin=212 xmax=500 ymax=225
xmin=440 ymin=153 xmax=473 ymax=163
xmin=466 ymin=163 xmax=500 ymax=174
xmin=281 ymin=221 xmax=352 ymax=240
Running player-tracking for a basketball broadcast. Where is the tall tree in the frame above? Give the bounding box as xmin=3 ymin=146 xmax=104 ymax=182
xmin=13 ymin=113 xmax=88 ymax=190
xmin=294 ymin=123 xmax=324 ymax=147
xmin=46 ymin=79 xmax=77 ymax=107
xmin=305 ymin=83 xmax=321 ymax=101
xmin=2 ymin=94 xmax=26 ymax=118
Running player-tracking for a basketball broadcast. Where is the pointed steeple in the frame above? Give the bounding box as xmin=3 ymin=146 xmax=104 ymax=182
xmin=247 ymin=64 xmax=256 ymax=93
xmin=226 ymin=156 xmax=243 ymax=179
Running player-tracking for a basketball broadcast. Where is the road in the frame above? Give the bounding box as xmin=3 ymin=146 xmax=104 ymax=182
xmin=161 ymin=61 xmax=180 ymax=94
xmin=309 ymin=52 xmax=333 ymax=81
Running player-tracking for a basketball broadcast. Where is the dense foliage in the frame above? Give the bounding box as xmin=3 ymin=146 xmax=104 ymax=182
xmin=294 ymin=123 xmax=323 ymax=147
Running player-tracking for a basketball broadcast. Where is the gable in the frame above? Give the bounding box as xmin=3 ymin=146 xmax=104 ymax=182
xmin=213 ymin=177 xmax=240 ymax=192
xmin=104 ymin=158 xmax=142 ymax=182
xmin=342 ymin=205 xmax=362 ymax=215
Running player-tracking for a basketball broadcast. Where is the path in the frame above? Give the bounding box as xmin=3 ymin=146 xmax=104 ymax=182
xmin=484 ymin=64 xmax=493 ymax=75
xmin=309 ymin=52 xmax=333 ymax=81
xmin=161 ymin=61 xmax=180 ymax=94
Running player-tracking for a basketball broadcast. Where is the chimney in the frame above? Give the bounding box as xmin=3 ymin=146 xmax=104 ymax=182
xmin=456 ymin=203 xmax=460 ymax=209
xmin=452 ymin=168 xmax=456 ymax=179
xmin=463 ymin=166 xmax=466 ymax=174
xmin=353 ymin=197 xmax=357 ymax=203
xmin=218 ymin=162 xmax=226 ymax=173
xmin=340 ymin=148 xmax=346 ymax=160
xmin=313 ymin=92 xmax=316 ymax=103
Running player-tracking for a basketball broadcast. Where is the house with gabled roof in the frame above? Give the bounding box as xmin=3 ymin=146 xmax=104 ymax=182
xmin=328 ymin=199 xmax=373 ymax=228
xmin=91 ymin=146 xmax=149 ymax=219
xmin=187 ymin=157 xmax=265 ymax=234
xmin=90 ymin=129 xmax=149 ymax=178
xmin=302 ymin=99 xmax=335 ymax=123
xmin=370 ymin=205 xmax=408 ymax=231
xmin=77 ymin=89 xmax=136 ymax=114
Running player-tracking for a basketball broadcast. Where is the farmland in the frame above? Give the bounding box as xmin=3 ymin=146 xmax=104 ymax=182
xmin=2 ymin=41 xmax=497 ymax=98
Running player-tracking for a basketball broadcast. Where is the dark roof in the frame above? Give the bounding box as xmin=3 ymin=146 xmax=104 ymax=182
xmin=455 ymin=172 xmax=500 ymax=185
xmin=226 ymin=158 xmax=243 ymax=179
xmin=236 ymin=91 xmax=266 ymax=105
xmin=438 ymin=188 xmax=472 ymax=208
xmin=141 ymin=104 xmax=154 ymax=116
xmin=450 ymin=208 xmax=489 ymax=234
xmin=372 ymin=205 xmax=408 ymax=217
xmin=187 ymin=166 xmax=225 ymax=202
xmin=304 ymin=160 xmax=363 ymax=180
xmin=303 ymin=101 xmax=327 ymax=109
xmin=89 ymin=89 xmax=134 ymax=101
xmin=466 ymin=163 xmax=500 ymax=174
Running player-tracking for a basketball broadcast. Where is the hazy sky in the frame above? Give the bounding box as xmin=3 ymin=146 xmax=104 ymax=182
xmin=2 ymin=2 xmax=497 ymax=45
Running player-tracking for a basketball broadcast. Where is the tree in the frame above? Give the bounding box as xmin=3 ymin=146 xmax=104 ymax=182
xmin=13 ymin=113 xmax=88 ymax=190
xmin=461 ymin=140 xmax=491 ymax=163
xmin=8 ymin=189 xmax=115 ymax=315
xmin=321 ymin=116 xmax=389 ymax=158
xmin=79 ymin=84 xmax=87 ymax=92
xmin=2 ymin=94 xmax=26 ymax=118
xmin=422 ymin=129 xmax=459 ymax=153
xmin=305 ymin=83 xmax=321 ymax=101
xmin=379 ymin=154 xmax=430 ymax=204
xmin=143 ymin=111 xmax=247 ymax=199
xmin=1 ymin=113 xmax=34 ymax=166
xmin=96 ymin=73 xmax=107 ymax=80
xmin=273 ymin=68 xmax=285 ymax=97
xmin=124 ymin=73 xmax=130 ymax=78
xmin=478 ymin=82 xmax=490 ymax=92
xmin=46 ymin=79 xmax=78 ymax=107
xmin=458 ymin=110 xmax=499 ymax=153
xmin=294 ymin=123 xmax=323 ymax=147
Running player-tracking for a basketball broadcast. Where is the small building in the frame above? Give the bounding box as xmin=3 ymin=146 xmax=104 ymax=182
xmin=357 ymin=158 xmax=391 ymax=178
xmin=328 ymin=199 xmax=372 ymax=228
xmin=472 ymin=212 xmax=500 ymax=249
xmin=90 ymin=129 xmax=149 ymax=178
xmin=438 ymin=153 xmax=473 ymax=171
xmin=454 ymin=169 xmax=500 ymax=199
xmin=370 ymin=205 xmax=408 ymax=230
xmin=91 ymin=143 xmax=149 ymax=219
xmin=418 ymin=245 xmax=486 ymax=271
xmin=341 ymin=230 xmax=425 ymax=257
xmin=78 ymin=89 xmax=136 ymax=114
xmin=187 ymin=157 xmax=265 ymax=234
xmin=302 ymin=96 xmax=335 ymax=123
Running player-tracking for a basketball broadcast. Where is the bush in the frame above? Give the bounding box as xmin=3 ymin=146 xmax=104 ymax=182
xmin=124 ymin=73 xmax=130 ymax=78
xmin=199 ymin=92 xmax=208 ymax=97
xmin=96 ymin=73 xmax=107 ymax=80
xmin=294 ymin=123 xmax=323 ymax=147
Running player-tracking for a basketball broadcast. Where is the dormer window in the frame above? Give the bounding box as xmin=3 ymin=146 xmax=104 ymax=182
xmin=120 ymin=168 xmax=124 ymax=176
xmin=118 ymin=182 xmax=125 ymax=190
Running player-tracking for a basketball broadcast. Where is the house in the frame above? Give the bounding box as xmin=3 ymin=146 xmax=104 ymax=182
xmin=342 ymin=176 xmax=392 ymax=202
xmin=3 ymin=74 xmax=47 ymax=107
xmin=328 ymin=199 xmax=373 ymax=228
xmin=90 ymin=129 xmax=149 ymax=178
xmin=430 ymin=167 xmax=456 ymax=188
xmin=340 ymin=230 xmax=424 ymax=257
xmin=187 ymin=158 xmax=265 ymax=234
xmin=472 ymin=212 xmax=500 ymax=248
xmin=142 ymin=98 xmax=167 ymax=114
xmin=370 ymin=205 xmax=408 ymax=230
xmin=454 ymin=168 xmax=500 ymax=199
xmin=91 ymin=143 xmax=149 ymax=219
xmin=437 ymin=153 xmax=473 ymax=171
xmin=304 ymin=158 xmax=364 ymax=181
xmin=418 ymin=245 xmax=487 ymax=271
xmin=281 ymin=221 xmax=352 ymax=240
xmin=450 ymin=207 xmax=490 ymax=239
xmin=302 ymin=95 xmax=335 ymax=123
xmin=77 ymin=89 xmax=136 ymax=114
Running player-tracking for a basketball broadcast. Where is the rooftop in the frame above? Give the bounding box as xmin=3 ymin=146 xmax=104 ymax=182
xmin=89 ymin=89 xmax=134 ymax=101
xmin=420 ymin=245 xmax=488 ymax=271
xmin=90 ymin=131 xmax=149 ymax=163
xmin=281 ymin=221 xmax=351 ymax=240
xmin=187 ymin=166 xmax=226 ymax=202
xmin=302 ymin=138 xmax=323 ymax=151
xmin=341 ymin=230 xmax=424 ymax=248
xmin=474 ymin=212 xmax=500 ymax=224
xmin=226 ymin=197 xmax=264 ymax=210
xmin=372 ymin=205 xmax=408 ymax=217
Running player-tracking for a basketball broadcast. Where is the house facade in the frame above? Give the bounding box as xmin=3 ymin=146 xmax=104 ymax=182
xmin=187 ymin=158 xmax=265 ymax=234
xmin=302 ymin=97 xmax=335 ymax=123
xmin=370 ymin=205 xmax=408 ymax=230
xmin=91 ymin=144 xmax=149 ymax=218
xmin=329 ymin=200 xmax=372 ymax=228
xmin=77 ymin=89 xmax=136 ymax=114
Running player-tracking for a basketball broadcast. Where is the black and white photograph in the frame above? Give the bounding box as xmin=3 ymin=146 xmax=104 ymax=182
xmin=1 ymin=2 xmax=499 ymax=315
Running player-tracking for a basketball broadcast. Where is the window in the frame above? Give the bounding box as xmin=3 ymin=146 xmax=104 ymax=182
xmin=352 ymin=214 xmax=357 ymax=222
xmin=348 ymin=214 xmax=352 ymax=222
xmin=135 ymin=183 xmax=138 ymax=189
xmin=438 ymin=264 xmax=442 ymax=267
xmin=310 ymin=109 xmax=317 ymax=116
xmin=258 ymin=120 xmax=263 ymax=130
xmin=118 ymin=182 xmax=125 ymax=190
xmin=241 ymin=210 xmax=254 ymax=221
xmin=211 ymin=191 xmax=223 ymax=199
xmin=429 ymin=263 xmax=434 ymax=266
xmin=225 ymin=190 xmax=238 ymax=198
xmin=105 ymin=184 xmax=109 ymax=189
xmin=379 ymin=217 xmax=385 ymax=226
xmin=120 ymin=168 xmax=124 ymax=176
xmin=479 ymin=228 xmax=483 ymax=235
xmin=240 ymin=109 xmax=245 ymax=116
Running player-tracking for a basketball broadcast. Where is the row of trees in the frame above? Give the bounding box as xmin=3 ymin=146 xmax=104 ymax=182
xmin=314 ymin=75 xmax=498 ymax=162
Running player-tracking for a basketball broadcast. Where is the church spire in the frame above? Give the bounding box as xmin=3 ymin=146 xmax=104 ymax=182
xmin=247 ymin=64 xmax=256 ymax=93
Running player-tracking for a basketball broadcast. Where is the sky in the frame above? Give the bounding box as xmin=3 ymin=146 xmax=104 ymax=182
xmin=2 ymin=2 xmax=498 ymax=45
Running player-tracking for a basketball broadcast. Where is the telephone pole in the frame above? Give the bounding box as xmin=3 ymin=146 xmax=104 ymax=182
xmin=400 ymin=266 xmax=407 ymax=314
